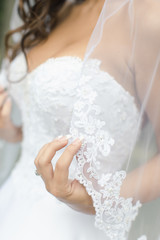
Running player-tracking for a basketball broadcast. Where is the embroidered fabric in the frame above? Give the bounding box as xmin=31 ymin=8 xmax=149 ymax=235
xmin=1 ymin=53 xmax=142 ymax=239
xmin=1 ymin=0 xmax=160 ymax=239
xmin=69 ymin=60 xmax=142 ymax=239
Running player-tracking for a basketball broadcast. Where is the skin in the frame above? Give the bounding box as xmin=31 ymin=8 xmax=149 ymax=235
xmin=0 ymin=87 xmax=22 ymax=143
xmin=1 ymin=0 xmax=160 ymax=213
xmin=34 ymin=136 xmax=95 ymax=214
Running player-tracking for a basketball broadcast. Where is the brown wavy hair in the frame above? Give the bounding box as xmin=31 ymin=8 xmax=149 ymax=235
xmin=5 ymin=0 xmax=85 ymax=62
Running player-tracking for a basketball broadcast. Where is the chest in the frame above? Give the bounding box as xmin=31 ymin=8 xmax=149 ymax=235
xmin=27 ymin=2 xmax=130 ymax=72
xmin=27 ymin=3 xmax=138 ymax=108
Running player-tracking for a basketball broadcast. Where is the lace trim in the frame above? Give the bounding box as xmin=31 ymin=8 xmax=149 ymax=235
xmin=76 ymin=167 xmax=141 ymax=239
xmin=69 ymin=64 xmax=142 ymax=239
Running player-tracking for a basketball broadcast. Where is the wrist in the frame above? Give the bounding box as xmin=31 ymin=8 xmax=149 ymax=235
xmin=67 ymin=202 xmax=95 ymax=215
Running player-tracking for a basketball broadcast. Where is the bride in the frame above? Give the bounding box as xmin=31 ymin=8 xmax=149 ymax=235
xmin=0 ymin=0 xmax=160 ymax=239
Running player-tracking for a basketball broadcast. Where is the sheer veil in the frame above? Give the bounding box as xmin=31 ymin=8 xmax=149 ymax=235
xmin=67 ymin=0 xmax=160 ymax=239
xmin=1 ymin=0 xmax=160 ymax=239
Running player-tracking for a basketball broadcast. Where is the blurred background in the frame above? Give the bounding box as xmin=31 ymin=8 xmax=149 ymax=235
xmin=0 ymin=0 xmax=15 ymax=63
xmin=0 ymin=0 xmax=21 ymax=186
xmin=0 ymin=1 xmax=160 ymax=239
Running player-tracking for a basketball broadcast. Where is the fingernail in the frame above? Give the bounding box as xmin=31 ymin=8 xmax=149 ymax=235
xmin=79 ymin=136 xmax=84 ymax=142
xmin=57 ymin=135 xmax=63 ymax=139
xmin=58 ymin=134 xmax=72 ymax=142
xmin=72 ymin=136 xmax=84 ymax=145
xmin=66 ymin=134 xmax=72 ymax=140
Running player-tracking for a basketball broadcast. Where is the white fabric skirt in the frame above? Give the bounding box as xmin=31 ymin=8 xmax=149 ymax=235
xmin=0 ymin=153 xmax=106 ymax=240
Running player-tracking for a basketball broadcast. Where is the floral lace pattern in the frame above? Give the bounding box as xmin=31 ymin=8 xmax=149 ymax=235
xmin=2 ymin=54 xmax=144 ymax=239
xmin=69 ymin=61 xmax=142 ymax=239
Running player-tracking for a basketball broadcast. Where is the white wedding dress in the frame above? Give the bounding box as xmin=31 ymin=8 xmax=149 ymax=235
xmin=0 ymin=52 xmax=141 ymax=240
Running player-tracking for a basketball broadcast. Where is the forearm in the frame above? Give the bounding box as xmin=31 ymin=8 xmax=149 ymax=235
xmin=120 ymin=153 xmax=160 ymax=203
xmin=67 ymin=153 xmax=160 ymax=214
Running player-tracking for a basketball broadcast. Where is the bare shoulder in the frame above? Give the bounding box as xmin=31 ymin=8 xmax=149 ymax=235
xmin=134 ymin=0 xmax=160 ymax=40
xmin=132 ymin=1 xmax=160 ymax=134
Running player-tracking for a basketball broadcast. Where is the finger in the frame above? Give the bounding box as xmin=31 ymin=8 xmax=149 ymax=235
xmin=36 ymin=135 xmax=70 ymax=167
xmin=0 ymin=92 xmax=8 ymax=109
xmin=34 ymin=143 xmax=49 ymax=166
xmin=54 ymin=137 xmax=83 ymax=186
xmin=1 ymin=97 xmax=12 ymax=118
xmin=35 ymin=135 xmax=71 ymax=182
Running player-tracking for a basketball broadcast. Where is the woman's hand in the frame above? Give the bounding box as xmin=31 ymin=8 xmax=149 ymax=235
xmin=0 ymin=86 xmax=22 ymax=143
xmin=34 ymin=135 xmax=95 ymax=215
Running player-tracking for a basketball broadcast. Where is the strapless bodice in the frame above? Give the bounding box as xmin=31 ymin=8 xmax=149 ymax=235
xmin=5 ymin=53 xmax=139 ymax=174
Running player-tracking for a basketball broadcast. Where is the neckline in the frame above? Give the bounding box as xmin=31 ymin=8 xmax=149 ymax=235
xmin=16 ymin=53 xmax=140 ymax=114
xmin=26 ymin=54 xmax=83 ymax=76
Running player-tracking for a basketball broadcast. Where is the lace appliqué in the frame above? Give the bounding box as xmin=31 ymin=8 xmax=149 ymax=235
xmin=70 ymin=63 xmax=142 ymax=239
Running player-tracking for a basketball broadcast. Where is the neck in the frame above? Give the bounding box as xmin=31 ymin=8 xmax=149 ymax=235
xmin=75 ymin=0 xmax=104 ymax=8
xmin=67 ymin=0 xmax=104 ymax=18
xmin=73 ymin=0 xmax=100 ymax=5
